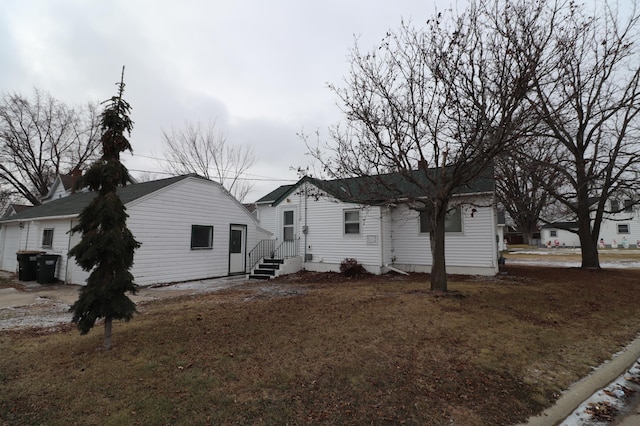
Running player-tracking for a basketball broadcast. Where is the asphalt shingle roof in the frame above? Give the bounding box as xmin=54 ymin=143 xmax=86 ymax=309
xmin=0 ymin=175 xmax=198 ymax=223
xmin=255 ymin=184 xmax=295 ymax=204
xmin=258 ymin=168 xmax=495 ymax=207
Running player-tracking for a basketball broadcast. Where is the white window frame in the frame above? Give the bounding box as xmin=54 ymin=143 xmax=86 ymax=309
xmin=617 ymin=223 xmax=630 ymax=234
xmin=191 ymin=225 xmax=214 ymax=249
xmin=42 ymin=228 xmax=54 ymax=248
xmin=283 ymin=210 xmax=295 ymax=241
xmin=343 ymin=209 xmax=360 ymax=235
xmin=549 ymin=230 xmax=558 ymax=237
xmin=419 ymin=207 xmax=463 ymax=234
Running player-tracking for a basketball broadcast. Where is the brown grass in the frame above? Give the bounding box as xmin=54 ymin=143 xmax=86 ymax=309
xmin=1 ymin=265 xmax=640 ymax=425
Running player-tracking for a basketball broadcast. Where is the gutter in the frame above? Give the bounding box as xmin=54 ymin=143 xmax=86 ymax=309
xmin=0 ymin=214 xmax=79 ymax=225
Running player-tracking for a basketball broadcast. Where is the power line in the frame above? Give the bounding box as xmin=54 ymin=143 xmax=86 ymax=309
xmin=126 ymin=168 xmax=297 ymax=183
xmin=122 ymin=152 xmax=299 ymax=183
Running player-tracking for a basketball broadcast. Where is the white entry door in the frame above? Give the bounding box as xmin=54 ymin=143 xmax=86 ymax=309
xmin=229 ymin=225 xmax=246 ymax=274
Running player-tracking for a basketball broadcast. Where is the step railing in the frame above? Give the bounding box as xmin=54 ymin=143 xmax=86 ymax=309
xmin=246 ymin=239 xmax=300 ymax=273
xmin=274 ymin=239 xmax=298 ymax=259
xmin=247 ymin=239 xmax=276 ymax=273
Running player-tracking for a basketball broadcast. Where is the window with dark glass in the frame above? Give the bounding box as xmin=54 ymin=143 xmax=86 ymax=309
xmin=42 ymin=228 xmax=54 ymax=248
xmin=283 ymin=210 xmax=295 ymax=240
xmin=618 ymin=224 xmax=630 ymax=234
xmin=191 ymin=225 xmax=213 ymax=249
xmin=230 ymin=229 xmax=242 ymax=253
xmin=419 ymin=207 xmax=463 ymax=233
xmin=624 ymin=199 xmax=634 ymax=213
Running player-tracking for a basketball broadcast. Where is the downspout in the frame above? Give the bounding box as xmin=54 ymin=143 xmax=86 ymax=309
xmin=66 ymin=220 xmax=73 ymax=284
xmin=24 ymin=221 xmax=30 ymax=250
xmin=303 ymin=182 xmax=308 ymax=263
xmin=379 ymin=206 xmax=384 ymax=273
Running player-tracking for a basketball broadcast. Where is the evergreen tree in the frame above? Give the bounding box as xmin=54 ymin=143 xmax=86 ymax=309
xmin=69 ymin=68 xmax=140 ymax=350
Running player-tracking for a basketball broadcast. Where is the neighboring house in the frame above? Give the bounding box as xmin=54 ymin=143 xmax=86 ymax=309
xmin=252 ymin=172 xmax=501 ymax=277
xmin=0 ymin=174 xmax=268 ymax=285
xmin=40 ymin=170 xmax=82 ymax=203
xmin=0 ymin=204 xmax=33 ymax=220
xmin=541 ymin=198 xmax=640 ymax=248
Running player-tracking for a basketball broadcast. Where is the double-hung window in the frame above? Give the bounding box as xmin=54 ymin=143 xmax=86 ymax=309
xmin=344 ymin=209 xmax=360 ymax=235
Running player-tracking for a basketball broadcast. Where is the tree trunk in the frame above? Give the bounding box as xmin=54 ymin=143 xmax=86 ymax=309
xmin=575 ymin=162 xmax=600 ymax=269
xmin=104 ymin=318 xmax=113 ymax=351
xmin=578 ymin=227 xmax=600 ymax=269
xmin=429 ymin=204 xmax=448 ymax=292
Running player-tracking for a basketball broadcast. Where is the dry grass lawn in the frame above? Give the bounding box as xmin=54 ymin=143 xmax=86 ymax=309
xmin=1 ymin=262 xmax=640 ymax=425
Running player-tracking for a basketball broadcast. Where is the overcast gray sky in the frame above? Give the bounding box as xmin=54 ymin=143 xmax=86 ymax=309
xmin=1 ymin=0 xmax=455 ymax=201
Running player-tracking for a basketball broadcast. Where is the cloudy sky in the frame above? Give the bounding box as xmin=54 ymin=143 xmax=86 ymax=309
xmin=1 ymin=0 xmax=455 ymax=202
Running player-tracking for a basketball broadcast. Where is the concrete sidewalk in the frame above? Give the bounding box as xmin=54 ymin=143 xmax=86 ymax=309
xmin=518 ymin=337 xmax=640 ymax=426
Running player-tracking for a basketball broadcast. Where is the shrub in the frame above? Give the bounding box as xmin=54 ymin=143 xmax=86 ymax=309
xmin=340 ymin=258 xmax=366 ymax=278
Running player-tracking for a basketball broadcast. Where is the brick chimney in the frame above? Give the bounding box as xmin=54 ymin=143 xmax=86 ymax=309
xmin=71 ymin=168 xmax=82 ymax=193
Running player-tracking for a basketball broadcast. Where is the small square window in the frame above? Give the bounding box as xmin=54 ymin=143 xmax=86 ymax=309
xmin=549 ymin=230 xmax=557 ymax=237
xmin=344 ymin=209 xmax=360 ymax=234
xmin=191 ymin=225 xmax=213 ymax=249
xmin=42 ymin=229 xmax=54 ymax=248
xmin=618 ymin=224 xmax=630 ymax=234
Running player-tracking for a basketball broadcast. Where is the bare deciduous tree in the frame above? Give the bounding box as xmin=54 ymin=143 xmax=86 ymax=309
xmin=0 ymin=89 xmax=101 ymax=205
xmin=160 ymin=121 xmax=255 ymax=202
xmin=495 ymin=136 xmax=566 ymax=245
xmin=527 ymin=0 xmax=640 ymax=268
xmin=309 ymin=0 xmax=550 ymax=291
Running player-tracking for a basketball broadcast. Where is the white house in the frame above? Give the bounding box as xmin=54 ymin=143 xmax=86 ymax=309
xmin=541 ymin=198 xmax=640 ymax=248
xmin=0 ymin=174 xmax=268 ymax=286
xmin=251 ymin=171 xmax=501 ymax=277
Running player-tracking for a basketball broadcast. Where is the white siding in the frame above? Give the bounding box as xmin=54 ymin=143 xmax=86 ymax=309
xmin=541 ymin=228 xmax=580 ymax=248
xmin=0 ymin=219 xmax=75 ymax=281
xmin=1 ymin=176 xmax=260 ymax=286
xmin=256 ymin=204 xmax=276 ymax=236
xmin=270 ymin=182 xmax=384 ymax=273
xmin=597 ymin=209 xmax=640 ymax=248
xmin=257 ymin=183 xmax=499 ymax=276
xmin=389 ymin=197 xmax=498 ymax=275
xmin=543 ymin=206 xmax=640 ymax=249
xmin=126 ymin=177 xmax=258 ymax=286
xmin=0 ymin=225 xmax=22 ymax=273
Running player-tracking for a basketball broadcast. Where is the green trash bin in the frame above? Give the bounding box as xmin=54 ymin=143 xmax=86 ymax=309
xmin=36 ymin=254 xmax=60 ymax=284
xmin=16 ymin=251 xmax=45 ymax=281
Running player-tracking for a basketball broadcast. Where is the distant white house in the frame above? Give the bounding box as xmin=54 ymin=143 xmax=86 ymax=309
xmin=252 ymin=171 xmax=501 ymax=278
xmin=541 ymin=198 xmax=640 ymax=248
xmin=39 ymin=171 xmax=81 ymax=204
xmin=0 ymin=174 xmax=269 ymax=285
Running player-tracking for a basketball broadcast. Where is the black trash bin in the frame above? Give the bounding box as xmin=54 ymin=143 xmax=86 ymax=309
xmin=16 ymin=251 xmax=45 ymax=281
xmin=36 ymin=254 xmax=60 ymax=284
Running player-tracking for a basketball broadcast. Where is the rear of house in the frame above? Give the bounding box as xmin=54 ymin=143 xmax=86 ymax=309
xmin=0 ymin=175 xmax=263 ymax=286
xmin=253 ymin=173 xmax=500 ymax=277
